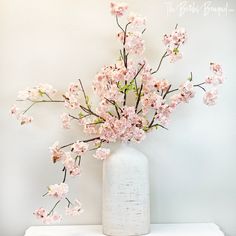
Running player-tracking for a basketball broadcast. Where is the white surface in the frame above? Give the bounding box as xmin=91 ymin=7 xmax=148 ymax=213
xmin=25 ymin=224 xmax=224 ymax=236
xmin=1 ymin=1 xmax=236 ymax=236
xmin=103 ymin=144 xmax=150 ymax=235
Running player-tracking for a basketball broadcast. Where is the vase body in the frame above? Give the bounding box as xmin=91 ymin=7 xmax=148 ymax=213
xmin=102 ymin=143 xmax=150 ymax=236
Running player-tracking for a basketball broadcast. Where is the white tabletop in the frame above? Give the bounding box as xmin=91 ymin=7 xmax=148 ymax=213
xmin=25 ymin=224 xmax=224 ymax=236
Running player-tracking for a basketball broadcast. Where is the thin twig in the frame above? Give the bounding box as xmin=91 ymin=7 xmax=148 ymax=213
xmin=47 ymin=200 xmax=61 ymax=216
xmin=78 ymin=79 xmax=90 ymax=109
xmin=151 ymin=51 xmax=168 ymax=74
xmin=163 ymin=85 xmax=172 ymax=99
xmin=135 ymin=84 xmax=143 ymax=113
xmin=79 ymin=105 xmax=105 ymax=121
xmin=65 ymin=197 xmax=73 ymax=208
xmin=149 ymin=123 xmax=168 ymax=130
xmin=115 ymin=15 xmax=125 ymax=33
xmin=22 ymin=100 xmax=64 ymax=114
xmin=60 ymin=137 xmax=100 ymax=150
xmin=62 ymin=167 xmax=67 ymax=183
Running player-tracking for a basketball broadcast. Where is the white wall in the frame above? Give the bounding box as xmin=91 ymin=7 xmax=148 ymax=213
xmin=1 ymin=0 xmax=236 ymax=235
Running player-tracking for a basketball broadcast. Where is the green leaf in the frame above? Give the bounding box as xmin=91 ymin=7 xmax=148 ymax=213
xmin=38 ymin=90 xmax=44 ymax=96
xmin=78 ymin=112 xmax=84 ymax=118
xmin=173 ymin=48 xmax=179 ymax=54
xmin=85 ymin=95 xmax=91 ymax=109
xmin=94 ymin=117 xmax=103 ymax=124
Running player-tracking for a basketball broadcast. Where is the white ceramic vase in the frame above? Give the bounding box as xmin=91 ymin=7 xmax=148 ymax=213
xmin=102 ymin=143 xmax=150 ymax=236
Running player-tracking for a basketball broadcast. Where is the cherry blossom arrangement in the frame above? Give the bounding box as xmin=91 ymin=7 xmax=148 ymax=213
xmin=10 ymin=2 xmax=224 ymax=224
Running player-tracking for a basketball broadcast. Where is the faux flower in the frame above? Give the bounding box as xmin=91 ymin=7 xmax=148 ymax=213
xmin=203 ymin=89 xmax=218 ymax=106
xmin=34 ymin=208 xmax=47 ymax=219
xmin=61 ymin=113 xmax=71 ymax=129
xmin=128 ymin=12 xmax=146 ymax=27
xmin=72 ymin=141 xmax=89 ymax=155
xmin=178 ymin=81 xmax=195 ymax=103
xmin=49 ymin=142 xmax=64 ymax=163
xmin=93 ymin=148 xmax=110 ymax=160
xmin=63 ymin=152 xmax=81 ymax=177
xmin=110 ymin=2 xmax=128 ymax=17
xmin=65 ymin=199 xmax=83 ymax=216
xmin=18 ymin=114 xmax=33 ymax=125
xmin=210 ymin=62 xmax=223 ymax=76
xmin=48 ymin=183 xmax=69 ymax=199
xmin=10 ymin=105 xmax=19 ymax=115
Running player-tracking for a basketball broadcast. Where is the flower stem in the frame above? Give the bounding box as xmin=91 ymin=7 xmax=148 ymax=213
xmin=47 ymin=200 xmax=61 ymax=216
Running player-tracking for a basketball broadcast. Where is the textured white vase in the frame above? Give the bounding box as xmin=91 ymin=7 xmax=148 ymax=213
xmin=102 ymin=143 xmax=150 ymax=236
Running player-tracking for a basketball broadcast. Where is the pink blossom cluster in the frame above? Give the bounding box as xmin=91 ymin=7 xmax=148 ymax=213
xmin=163 ymin=28 xmax=187 ymax=62
xmin=10 ymin=104 xmax=33 ymax=125
xmin=117 ymin=31 xmax=145 ymax=55
xmin=49 ymin=141 xmax=83 ymax=177
xmin=93 ymin=63 xmax=126 ymax=102
xmin=72 ymin=141 xmax=89 ymax=155
xmin=93 ymin=148 xmax=111 ymax=160
xmin=63 ymin=152 xmax=81 ymax=176
xmin=34 ymin=208 xmax=62 ymax=224
xmin=48 ymin=183 xmax=69 ymax=199
xmin=128 ymin=12 xmax=146 ymax=27
xmin=61 ymin=113 xmax=72 ymax=129
xmin=64 ymin=82 xmax=81 ymax=109
xmin=203 ymin=63 xmax=224 ymax=105
xmin=65 ymin=199 xmax=83 ymax=216
xmin=17 ymin=83 xmax=57 ymax=101
xmin=99 ymin=106 xmax=147 ymax=143
xmin=110 ymin=2 xmax=128 ymax=17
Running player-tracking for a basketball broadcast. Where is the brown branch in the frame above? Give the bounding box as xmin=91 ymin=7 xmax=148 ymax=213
xmin=135 ymin=84 xmax=143 ymax=113
xmin=151 ymin=51 xmax=168 ymax=74
xmin=60 ymin=137 xmax=100 ymax=150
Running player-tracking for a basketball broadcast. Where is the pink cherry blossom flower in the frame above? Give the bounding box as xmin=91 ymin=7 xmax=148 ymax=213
xmin=64 ymin=82 xmax=81 ymax=109
xmin=205 ymin=75 xmax=224 ymax=86
xmin=93 ymin=64 xmax=124 ymax=102
xmin=83 ymin=122 xmax=98 ymax=135
xmin=141 ymin=92 xmax=163 ymax=114
xmin=178 ymin=81 xmax=195 ymax=103
xmin=203 ymin=89 xmax=218 ymax=106
xmin=93 ymin=148 xmax=110 ymax=160
xmin=110 ymin=2 xmax=128 ymax=17
xmin=167 ymin=48 xmax=183 ymax=63
xmin=18 ymin=114 xmax=33 ymax=125
xmin=34 ymin=207 xmax=47 ymax=219
xmin=169 ymin=93 xmax=182 ymax=107
xmin=155 ymin=104 xmax=175 ymax=126
xmin=72 ymin=141 xmax=89 ymax=155
xmin=132 ymin=127 xmax=146 ymax=143
xmin=48 ymin=183 xmax=69 ymax=199
xmin=61 ymin=113 xmax=71 ymax=129
xmin=163 ymin=34 xmax=172 ymax=46
xmin=154 ymin=79 xmax=170 ymax=92
xmin=17 ymin=89 xmax=30 ymax=100
xmin=49 ymin=141 xmax=64 ymax=163
xmin=124 ymin=31 xmax=145 ymax=55
xmin=128 ymin=12 xmax=146 ymax=27
xmin=163 ymin=28 xmax=187 ymax=48
xmin=65 ymin=199 xmax=83 ymax=216
xmin=17 ymin=84 xmax=57 ymax=101
xmin=68 ymin=82 xmax=80 ymax=94
xmin=38 ymin=83 xmax=57 ymax=97
xmin=42 ymin=213 xmax=62 ymax=224
xmin=210 ymin=62 xmax=222 ymax=76
xmin=10 ymin=105 xmax=19 ymax=115
xmin=63 ymin=152 xmax=81 ymax=177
